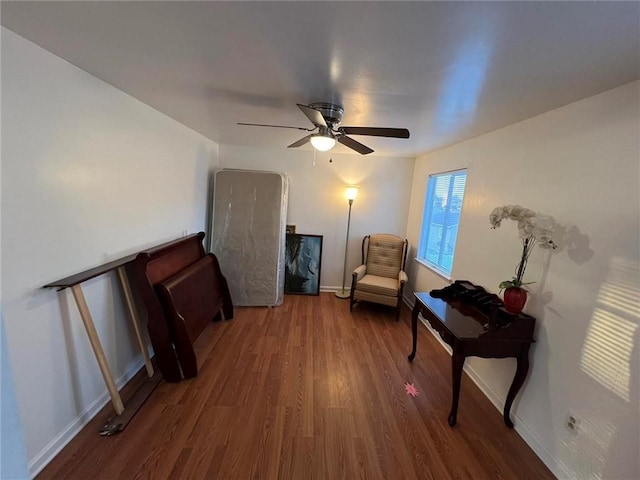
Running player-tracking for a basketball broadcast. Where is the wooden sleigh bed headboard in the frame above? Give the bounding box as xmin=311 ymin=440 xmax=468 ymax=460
xmin=132 ymin=232 xmax=233 ymax=382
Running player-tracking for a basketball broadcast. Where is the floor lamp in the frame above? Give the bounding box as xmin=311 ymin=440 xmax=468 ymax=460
xmin=336 ymin=185 xmax=359 ymax=299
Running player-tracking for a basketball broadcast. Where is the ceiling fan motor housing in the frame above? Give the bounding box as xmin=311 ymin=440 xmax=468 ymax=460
xmin=316 ymin=125 xmax=333 ymax=138
xmin=309 ymin=102 xmax=344 ymax=127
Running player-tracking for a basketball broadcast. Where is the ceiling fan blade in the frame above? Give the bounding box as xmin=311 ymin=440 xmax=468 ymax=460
xmin=339 ymin=127 xmax=410 ymax=138
xmin=287 ymin=134 xmax=314 ymax=149
xmin=237 ymin=122 xmax=314 ymax=131
xmin=338 ymin=135 xmax=374 ymax=155
xmin=297 ymin=104 xmax=327 ymax=128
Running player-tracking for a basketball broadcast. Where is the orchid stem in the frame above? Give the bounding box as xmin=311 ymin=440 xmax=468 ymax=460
xmin=515 ymin=238 xmax=530 ymax=285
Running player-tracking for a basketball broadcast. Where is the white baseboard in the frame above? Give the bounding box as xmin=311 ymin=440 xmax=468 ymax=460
xmin=406 ymin=294 xmax=570 ymax=479
xmin=320 ymin=285 xmax=351 ymax=292
xmin=320 ymin=285 xmax=342 ymax=292
xmin=28 ymin=357 xmax=146 ymax=477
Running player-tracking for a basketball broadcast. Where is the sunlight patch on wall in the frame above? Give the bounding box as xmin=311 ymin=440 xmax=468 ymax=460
xmin=561 ymin=412 xmax=619 ymax=479
xmin=435 ymin=38 xmax=490 ymax=133
xmin=597 ymin=261 xmax=640 ymax=318
xmin=580 ymin=257 xmax=639 ymax=402
xmin=580 ymin=310 xmax=635 ymax=401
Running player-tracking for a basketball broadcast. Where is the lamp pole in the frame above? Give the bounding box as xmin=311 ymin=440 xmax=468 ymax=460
xmin=336 ymin=186 xmax=358 ymax=299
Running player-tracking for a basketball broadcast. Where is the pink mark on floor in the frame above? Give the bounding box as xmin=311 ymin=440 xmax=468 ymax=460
xmin=404 ymin=382 xmax=419 ymax=397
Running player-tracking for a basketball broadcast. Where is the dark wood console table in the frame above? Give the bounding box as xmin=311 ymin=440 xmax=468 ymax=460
xmin=408 ymin=291 xmax=535 ymax=428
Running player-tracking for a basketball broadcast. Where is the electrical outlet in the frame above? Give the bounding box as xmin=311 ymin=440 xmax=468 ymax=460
xmin=565 ymin=410 xmax=581 ymax=435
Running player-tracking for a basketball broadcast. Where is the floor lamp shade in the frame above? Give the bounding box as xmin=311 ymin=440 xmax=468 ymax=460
xmin=336 ymin=186 xmax=359 ymax=298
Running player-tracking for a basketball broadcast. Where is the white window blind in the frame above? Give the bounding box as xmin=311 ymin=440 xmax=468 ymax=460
xmin=418 ymin=169 xmax=467 ymax=276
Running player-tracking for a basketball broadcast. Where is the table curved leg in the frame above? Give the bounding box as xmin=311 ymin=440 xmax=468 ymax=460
xmin=408 ymin=306 xmax=419 ymax=361
xmin=503 ymin=346 xmax=530 ymax=428
xmin=448 ymin=348 xmax=465 ymax=427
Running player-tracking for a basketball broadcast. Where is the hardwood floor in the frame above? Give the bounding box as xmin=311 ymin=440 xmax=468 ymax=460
xmin=38 ymin=293 xmax=554 ymax=479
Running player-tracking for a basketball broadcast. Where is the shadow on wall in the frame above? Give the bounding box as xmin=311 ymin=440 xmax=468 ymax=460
xmin=554 ymin=224 xmax=595 ymax=265
xmin=531 ymin=222 xmax=595 ymax=318
xmin=1 ymin=314 xmax=30 ymax=479
xmin=576 ymin=257 xmax=639 ymax=479
xmin=205 ymin=168 xmax=216 ymax=252
xmin=58 ymin=290 xmax=84 ymax=416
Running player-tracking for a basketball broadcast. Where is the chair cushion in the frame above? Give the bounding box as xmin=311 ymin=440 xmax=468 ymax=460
xmin=355 ymin=274 xmax=399 ymax=297
xmin=353 ymin=290 xmax=399 ymax=307
xmin=366 ymin=234 xmax=405 ymax=278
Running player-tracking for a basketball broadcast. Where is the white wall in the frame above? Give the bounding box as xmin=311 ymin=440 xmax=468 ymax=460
xmin=1 ymin=28 xmax=220 ymax=476
xmin=1 ymin=315 xmax=30 ymax=479
xmin=406 ymin=81 xmax=640 ymax=479
xmin=219 ymin=145 xmax=414 ymax=290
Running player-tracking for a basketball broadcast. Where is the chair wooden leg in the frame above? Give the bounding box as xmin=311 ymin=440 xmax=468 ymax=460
xmin=396 ymin=284 xmax=406 ymax=321
xmin=350 ymin=274 xmax=357 ymax=312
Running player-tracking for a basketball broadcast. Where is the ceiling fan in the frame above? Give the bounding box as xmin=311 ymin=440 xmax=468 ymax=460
xmin=238 ymin=102 xmax=410 ymax=155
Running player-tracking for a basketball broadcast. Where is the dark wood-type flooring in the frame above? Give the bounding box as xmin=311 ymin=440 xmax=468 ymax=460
xmin=38 ymin=293 xmax=554 ymax=479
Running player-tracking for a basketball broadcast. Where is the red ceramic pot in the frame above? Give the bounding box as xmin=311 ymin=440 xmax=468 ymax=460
xmin=503 ymin=287 xmax=527 ymax=314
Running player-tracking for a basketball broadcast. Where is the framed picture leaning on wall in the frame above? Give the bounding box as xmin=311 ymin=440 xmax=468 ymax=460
xmin=285 ymin=234 xmax=322 ymax=295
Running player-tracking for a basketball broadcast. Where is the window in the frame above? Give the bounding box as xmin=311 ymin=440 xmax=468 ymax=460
xmin=418 ymin=169 xmax=467 ymax=277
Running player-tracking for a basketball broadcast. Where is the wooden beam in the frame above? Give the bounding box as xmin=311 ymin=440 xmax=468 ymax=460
xmin=70 ymin=285 xmax=124 ymax=416
xmin=116 ymin=266 xmax=154 ymax=377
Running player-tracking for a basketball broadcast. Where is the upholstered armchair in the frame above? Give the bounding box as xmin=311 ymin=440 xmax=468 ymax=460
xmin=350 ymin=234 xmax=408 ymax=320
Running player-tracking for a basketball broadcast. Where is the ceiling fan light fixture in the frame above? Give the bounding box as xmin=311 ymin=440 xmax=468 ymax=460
xmin=310 ymin=134 xmax=336 ymax=152
xmin=239 ymin=101 xmax=409 ymax=155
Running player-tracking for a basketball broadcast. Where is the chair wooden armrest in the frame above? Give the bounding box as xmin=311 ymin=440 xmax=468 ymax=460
xmin=353 ymin=264 xmax=367 ymax=281
xmin=398 ymin=270 xmax=408 ymax=286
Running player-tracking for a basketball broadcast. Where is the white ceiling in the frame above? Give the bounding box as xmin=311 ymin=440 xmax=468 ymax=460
xmin=2 ymin=1 xmax=638 ymax=158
